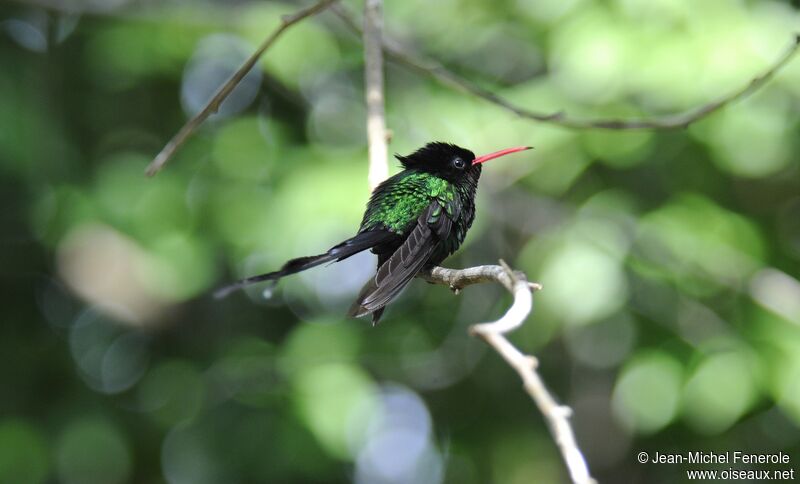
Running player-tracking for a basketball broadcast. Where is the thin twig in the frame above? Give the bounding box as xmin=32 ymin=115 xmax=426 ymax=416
xmin=333 ymin=5 xmax=800 ymax=130
xmin=419 ymin=262 xmax=596 ymax=484
xmin=363 ymin=0 xmax=389 ymax=189
xmin=145 ymin=0 xmax=338 ymax=176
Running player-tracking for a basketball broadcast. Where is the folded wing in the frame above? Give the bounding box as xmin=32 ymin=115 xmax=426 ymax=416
xmin=348 ymin=202 xmax=452 ymax=322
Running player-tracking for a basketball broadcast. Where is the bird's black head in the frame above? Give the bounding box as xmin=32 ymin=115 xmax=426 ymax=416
xmin=395 ymin=142 xmax=478 ymax=182
xmin=395 ymin=142 xmax=532 ymax=184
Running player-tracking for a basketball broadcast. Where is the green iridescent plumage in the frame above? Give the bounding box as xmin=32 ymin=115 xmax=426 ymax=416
xmin=361 ymin=172 xmax=460 ymax=234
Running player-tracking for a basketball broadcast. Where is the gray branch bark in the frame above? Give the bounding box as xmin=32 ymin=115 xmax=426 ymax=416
xmin=363 ymin=0 xmax=390 ymax=189
xmin=419 ymin=262 xmax=596 ymax=484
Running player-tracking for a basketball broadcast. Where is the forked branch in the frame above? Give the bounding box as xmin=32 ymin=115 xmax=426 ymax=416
xmin=419 ymin=262 xmax=596 ymax=484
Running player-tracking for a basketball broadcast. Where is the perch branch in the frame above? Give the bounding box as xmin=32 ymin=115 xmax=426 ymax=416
xmin=145 ymin=0 xmax=338 ymax=176
xmin=333 ymin=5 xmax=800 ymax=130
xmin=419 ymin=262 xmax=595 ymax=484
xmin=363 ymin=0 xmax=390 ymax=189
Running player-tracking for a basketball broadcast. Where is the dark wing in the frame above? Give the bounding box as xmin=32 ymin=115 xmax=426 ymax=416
xmin=214 ymin=230 xmax=397 ymax=299
xmin=348 ymin=202 xmax=452 ymax=319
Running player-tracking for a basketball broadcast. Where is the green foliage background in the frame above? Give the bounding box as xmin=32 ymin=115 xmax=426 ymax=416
xmin=2 ymin=0 xmax=800 ymax=482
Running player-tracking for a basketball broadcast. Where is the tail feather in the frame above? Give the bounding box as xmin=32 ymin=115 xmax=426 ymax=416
xmin=347 ymin=278 xmax=379 ymax=319
xmin=214 ymin=252 xmax=335 ymax=299
xmin=345 ymin=284 xmax=386 ymax=325
xmin=370 ymin=307 xmax=385 ymax=326
xmin=214 ymin=230 xmax=394 ymax=299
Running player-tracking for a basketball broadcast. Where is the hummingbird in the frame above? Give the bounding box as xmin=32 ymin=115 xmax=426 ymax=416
xmin=214 ymin=142 xmax=531 ymax=324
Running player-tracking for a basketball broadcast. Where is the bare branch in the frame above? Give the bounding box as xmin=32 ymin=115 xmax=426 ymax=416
xmin=363 ymin=0 xmax=389 ymax=189
xmin=419 ymin=262 xmax=596 ymax=484
xmin=145 ymin=0 xmax=338 ymax=177
xmin=333 ymin=5 xmax=800 ymax=131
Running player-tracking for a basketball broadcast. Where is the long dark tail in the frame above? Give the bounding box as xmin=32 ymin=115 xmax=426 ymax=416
xmin=214 ymin=230 xmax=394 ymax=299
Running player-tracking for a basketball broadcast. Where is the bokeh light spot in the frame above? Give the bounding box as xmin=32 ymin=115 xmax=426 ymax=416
xmin=612 ymin=351 xmax=683 ymax=434
xmin=55 ymin=418 xmax=131 ymax=484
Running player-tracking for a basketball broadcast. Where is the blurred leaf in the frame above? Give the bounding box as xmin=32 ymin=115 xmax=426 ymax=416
xmin=0 ymin=420 xmax=49 ymax=484
xmin=612 ymin=351 xmax=684 ymax=434
xmin=238 ymin=4 xmax=341 ymax=86
xmin=86 ymin=17 xmax=212 ymax=88
xmin=138 ymin=360 xmax=206 ymax=427
xmin=693 ymin=93 xmax=796 ymax=178
xmin=279 ymin=320 xmax=362 ymax=376
xmin=636 ymin=194 xmax=765 ymax=294
xmin=537 ymin=239 xmax=629 ymax=326
xmin=292 ymin=363 xmax=377 ymax=458
xmin=212 ymin=116 xmax=281 ymax=182
xmin=681 ymin=348 xmax=762 ymax=434
xmin=55 ymin=418 xmax=131 ymax=484
xmin=139 ymin=231 xmax=216 ymax=300
xmin=210 ymin=337 xmax=281 ymax=407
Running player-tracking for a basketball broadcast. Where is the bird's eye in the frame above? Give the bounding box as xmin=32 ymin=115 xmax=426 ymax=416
xmin=452 ymin=157 xmax=465 ymax=169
